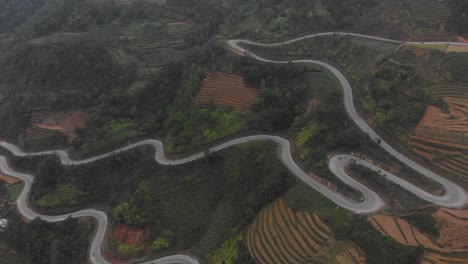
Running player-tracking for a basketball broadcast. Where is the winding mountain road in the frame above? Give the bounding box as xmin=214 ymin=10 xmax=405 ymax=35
xmin=0 ymin=32 xmax=466 ymax=264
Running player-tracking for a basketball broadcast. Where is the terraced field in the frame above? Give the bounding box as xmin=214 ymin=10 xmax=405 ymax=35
xmin=247 ymin=198 xmax=365 ymax=264
xmin=434 ymin=209 xmax=468 ymax=250
xmin=369 ymin=214 xmax=445 ymax=251
xmin=409 ymin=86 xmax=468 ymax=182
xmin=195 ymin=72 xmax=260 ymax=111
xmin=371 ymin=211 xmax=468 ymax=263
xmin=405 ymin=0 xmax=449 ymax=29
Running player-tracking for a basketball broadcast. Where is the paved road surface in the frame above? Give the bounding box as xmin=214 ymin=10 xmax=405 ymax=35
xmin=0 ymin=32 xmax=466 ymax=264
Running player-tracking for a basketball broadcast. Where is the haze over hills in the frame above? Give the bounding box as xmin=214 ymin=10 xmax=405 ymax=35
xmin=0 ymin=1 xmax=467 ymax=264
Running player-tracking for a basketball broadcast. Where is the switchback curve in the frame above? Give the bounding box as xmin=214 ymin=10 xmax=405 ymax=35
xmin=0 ymin=32 xmax=466 ymax=264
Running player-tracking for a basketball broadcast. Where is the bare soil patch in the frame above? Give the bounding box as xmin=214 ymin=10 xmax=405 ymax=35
xmin=29 ymin=111 xmax=88 ymax=142
xmin=106 ymin=224 xmax=152 ymax=260
xmin=0 ymin=173 xmax=19 ymax=184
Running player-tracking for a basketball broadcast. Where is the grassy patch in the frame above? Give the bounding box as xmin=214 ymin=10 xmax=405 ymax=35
xmin=166 ymin=107 xmax=252 ymax=153
xmin=37 ymin=184 xmax=87 ymax=208
xmin=79 ymin=119 xmax=145 ymax=154
xmin=8 ymin=182 xmax=22 ymax=202
xmin=208 ymin=232 xmax=244 ymax=264
xmin=404 ymin=43 xmax=448 ymax=51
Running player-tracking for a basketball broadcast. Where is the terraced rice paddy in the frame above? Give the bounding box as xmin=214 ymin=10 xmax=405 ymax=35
xmin=195 ymin=72 xmax=260 ymax=111
xmin=405 ymin=0 xmax=449 ymax=29
xmin=409 ymin=86 xmax=468 ymax=182
xmin=247 ymin=198 xmax=366 ymax=264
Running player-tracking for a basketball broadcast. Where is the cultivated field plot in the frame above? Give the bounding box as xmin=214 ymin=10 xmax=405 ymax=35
xmin=195 ymin=72 xmax=260 ymax=111
xmin=247 ymin=198 xmax=365 ymax=264
xmin=446 ymin=44 xmax=468 ymax=53
xmin=409 ymin=86 xmax=468 ymax=182
xmin=404 ymin=0 xmax=449 ymax=28
xmin=28 ymin=111 xmax=88 ymax=142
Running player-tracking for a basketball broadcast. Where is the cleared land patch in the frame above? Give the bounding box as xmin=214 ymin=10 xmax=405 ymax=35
xmin=28 ymin=111 xmax=88 ymax=143
xmin=247 ymin=198 xmax=365 ymax=264
xmin=106 ymin=224 xmax=151 ymax=259
xmin=0 ymin=173 xmax=19 ymax=184
xmin=195 ymin=71 xmax=260 ymax=111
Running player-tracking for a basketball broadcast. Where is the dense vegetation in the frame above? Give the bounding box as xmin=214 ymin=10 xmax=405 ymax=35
xmin=0 ymin=0 xmax=464 ymax=263
xmin=403 ymin=211 xmax=439 ymax=238
xmin=4 ymin=142 xmax=293 ymax=262
xmin=0 ymin=204 xmax=93 ymax=264
xmin=447 ymin=0 xmax=468 ymax=34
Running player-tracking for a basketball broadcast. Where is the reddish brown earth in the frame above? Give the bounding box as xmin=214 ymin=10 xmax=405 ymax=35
xmin=0 ymin=173 xmax=19 ymax=184
xmin=195 ymin=71 xmax=260 ymax=111
xmin=446 ymin=44 xmax=468 ymax=53
xmin=29 ymin=111 xmax=88 ymax=142
xmin=106 ymin=224 xmax=152 ymax=259
xmin=456 ymin=36 xmax=468 ymax=43
xmin=305 ymin=98 xmax=319 ymax=115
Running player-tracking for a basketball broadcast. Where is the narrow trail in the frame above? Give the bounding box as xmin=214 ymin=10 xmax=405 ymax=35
xmin=0 ymin=32 xmax=466 ymax=264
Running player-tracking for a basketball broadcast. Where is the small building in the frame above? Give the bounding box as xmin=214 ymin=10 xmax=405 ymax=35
xmin=0 ymin=218 xmax=8 ymax=231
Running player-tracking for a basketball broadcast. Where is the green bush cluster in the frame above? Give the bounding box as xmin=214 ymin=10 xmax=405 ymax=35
xmin=38 ymin=184 xmax=87 ymax=208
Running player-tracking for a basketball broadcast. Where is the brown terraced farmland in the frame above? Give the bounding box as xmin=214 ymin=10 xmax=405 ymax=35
xmin=409 ymin=86 xmax=468 ymax=182
xmin=247 ymin=198 xmax=366 ymax=264
xmin=195 ymin=72 xmax=260 ymax=111
xmin=370 ymin=214 xmax=446 ymax=251
xmin=370 ymin=213 xmax=468 ymax=263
